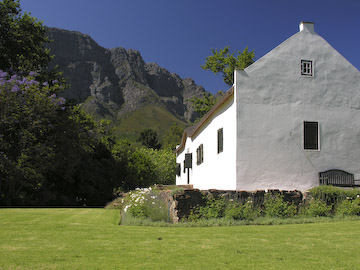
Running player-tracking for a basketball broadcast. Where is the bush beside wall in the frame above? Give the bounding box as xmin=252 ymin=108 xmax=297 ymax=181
xmin=116 ymin=185 xmax=360 ymax=224
xmin=173 ymin=189 xmax=302 ymax=222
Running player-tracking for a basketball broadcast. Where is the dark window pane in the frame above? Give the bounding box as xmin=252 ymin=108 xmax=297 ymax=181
xmin=176 ymin=163 xmax=181 ymax=176
xmin=185 ymin=153 xmax=192 ymax=168
xmin=196 ymin=144 xmax=204 ymax=165
xmin=218 ymin=128 xmax=223 ymax=153
xmin=201 ymin=144 xmax=204 ymax=163
xmin=301 ymin=60 xmax=313 ymax=76
xmin=304 ymin=121 xmax=318 ymax=150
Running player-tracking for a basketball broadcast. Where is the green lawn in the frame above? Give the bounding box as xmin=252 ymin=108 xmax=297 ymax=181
xmin=0 ymin=209 xmax=359 ymax=269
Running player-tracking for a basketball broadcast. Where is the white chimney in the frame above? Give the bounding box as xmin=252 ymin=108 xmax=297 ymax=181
xmin=299 ymin=21 xmax=315 ymax=33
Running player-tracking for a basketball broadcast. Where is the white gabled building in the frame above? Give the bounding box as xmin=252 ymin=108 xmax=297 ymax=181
xmin=176 ymin=22 xmax=360 ymax=192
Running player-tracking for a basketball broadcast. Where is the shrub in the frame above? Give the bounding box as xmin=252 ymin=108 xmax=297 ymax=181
xmin=105 ymin=197 xmax=125 ymax=209
xmin=336 ymin=196 xmax=360 ymax=216
xmin=224 ymin=203 xmax=244 ymax=220
xmin=125 ymin=189 xmax=148 ymax=218
xmin=122 ymin=187 xmax=169 ymax=222
xmin=307 ymin=186 xmax=360 ymax=216
xmin=263 ymin=194 xmax=297 ymax=218
xmin=308 ymin=185 xmax=360 ymax=205
xmin=188 ymin=195 xmax=226 ymax=221
xmin=309 ymin=185 xmax=344 ymax=205
xmin=112 ymin=142 xmax=176 ymax=190
xmin=170 ymin=186 xmax=184 ymax=196
xmin=225 ymin=199 xmax=260 ymax=220
xmin=140 ymin=148 xmax=177 ymax=185
xmin=302 ymin=198 xmax=332 ymax=217
xmin=144 ymin=192 xmax=169 ymax=222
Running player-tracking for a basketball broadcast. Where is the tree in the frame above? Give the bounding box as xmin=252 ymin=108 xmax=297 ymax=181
xmin=112 ymin=140 xmax=176 ymax=191
xmin=162 ymin=123 xmax=184 ymax=150
xmin=112 ymin=140 xmax=157 ymax=191
xmin=201 ymin=46 xmax=255 ymax=86
xmin=137 ymin=128 xmax=161 ymax=150
xmin=0 ymin=71 xmax=124 ymax=205
xmin=0 ymin=72 xmax=74 ymax=204
xmin=0 ymin=0 xmax=63 ymax=85
xmin=140 ymin=148 xmax=176 ymax=185
xmin=0 ymin=1 xmax=122 ymax=206
xmin=0 ymin=0 xmax=51 ymax=73
xmin=189 ymin=92 xmax=224 ymax=122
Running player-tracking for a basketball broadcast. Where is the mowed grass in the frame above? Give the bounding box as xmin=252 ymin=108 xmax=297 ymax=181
xmin=1 ymin=209 xmax=360 ymax=269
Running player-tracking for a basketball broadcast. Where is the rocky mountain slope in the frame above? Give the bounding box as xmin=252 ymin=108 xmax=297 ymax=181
xmin=46 ymin=28 xmax=206 ymax=132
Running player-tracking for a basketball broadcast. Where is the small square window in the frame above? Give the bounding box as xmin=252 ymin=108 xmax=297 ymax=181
xmin=301 ymin=60 xmax=313 ymax=76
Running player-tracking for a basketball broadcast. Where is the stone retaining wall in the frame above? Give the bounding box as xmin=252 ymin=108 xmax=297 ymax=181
xmin=167 ymin=189 xmax=303 ymax=223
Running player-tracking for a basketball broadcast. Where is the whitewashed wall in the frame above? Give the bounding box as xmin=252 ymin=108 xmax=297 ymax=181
xmin=235 ymin=23 xmax=360 ymax=191
xmin=176 ymin=94 xmax=237 ymax=190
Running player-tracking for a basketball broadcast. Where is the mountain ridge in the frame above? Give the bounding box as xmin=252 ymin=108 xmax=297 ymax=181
xmin=46 ymin=27 xmax=206 ymax=132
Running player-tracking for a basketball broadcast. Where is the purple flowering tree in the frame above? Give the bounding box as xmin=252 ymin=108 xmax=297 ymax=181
xmin=0 ymin=0 xmax=50 ymax=73
xmin=0 ymin=71 xmax=98 ymax=205
xmin=0 ymin=1 xmax=123 ymax=206
xmin=0 ymin=0 xmax=64 ymax=86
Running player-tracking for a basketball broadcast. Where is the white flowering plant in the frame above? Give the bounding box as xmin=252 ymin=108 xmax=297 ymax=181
xmin=123 ymin=187 xmax=169 ymax=222
xmin=124 ymin=187 xmax=151 ymax=218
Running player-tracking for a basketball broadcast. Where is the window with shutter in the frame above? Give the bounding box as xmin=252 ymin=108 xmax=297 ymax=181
xmin=176 ymin=163 xmax=181 ymax=176
xmin=196 ymin=148 xmax=200 ymax=165
xmin=217 ymin=128 xmax=223 ymax=153
xmin=185 ymin=153 xmax=192 ymax=168
xmin=196 ymin=144 xmax=204 ymax=165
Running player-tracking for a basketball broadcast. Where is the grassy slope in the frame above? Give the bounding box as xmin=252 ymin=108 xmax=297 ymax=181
xmin=82 ymin=95 xmax=188 ymax=141
xmin=1 ymin=209 xmax=360 ymax=269
xmin=114 ymin=104 xmax=187 ymax=140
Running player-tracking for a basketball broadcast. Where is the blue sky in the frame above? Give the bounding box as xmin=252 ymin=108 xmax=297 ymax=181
xmin=21 ymin=0 xmax=360 ymax=94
